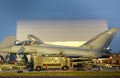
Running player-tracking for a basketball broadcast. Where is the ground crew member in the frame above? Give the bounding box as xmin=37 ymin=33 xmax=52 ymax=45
xmin=118 ymin=55 xmax=120 ymax=64
xmin=46 ymin=64 xmax=48 ymax=70
xmin=108 ymin=55 xmax=113 ymax=64
xmin=0 ymin=55 xmax=4 ymax=63
xmin=29 ymin=56 xmax=34 ymax=71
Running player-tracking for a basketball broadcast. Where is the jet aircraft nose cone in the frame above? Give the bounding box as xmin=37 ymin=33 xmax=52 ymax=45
xmin=0 ymin=47 xmax=11 ymax=53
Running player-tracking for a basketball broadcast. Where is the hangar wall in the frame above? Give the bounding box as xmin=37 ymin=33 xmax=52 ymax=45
xmin=17 ymin=20 xmax=108 ymax=47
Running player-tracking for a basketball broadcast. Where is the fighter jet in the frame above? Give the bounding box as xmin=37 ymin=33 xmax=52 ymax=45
xmin=0 ymin=28 xmax=119 ymax=58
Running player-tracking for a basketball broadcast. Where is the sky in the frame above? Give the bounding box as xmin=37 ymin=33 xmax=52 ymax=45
xmin=0 ymin=0 xmax=120 ymax=52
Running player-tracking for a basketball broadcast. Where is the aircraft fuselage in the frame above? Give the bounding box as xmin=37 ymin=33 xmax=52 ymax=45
xmin=10 ymin=44 xmax=100 ymax=57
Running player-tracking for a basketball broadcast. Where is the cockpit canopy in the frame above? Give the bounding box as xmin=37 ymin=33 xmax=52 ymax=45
xmin=14 ymin=40 xmax=32 ymax=46
xmin=14 ymin=34 xmax=44 ymax=46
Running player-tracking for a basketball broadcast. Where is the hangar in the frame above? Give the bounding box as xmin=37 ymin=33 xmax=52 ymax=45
xmin=17 ymin=20 xmax=107 ymax=47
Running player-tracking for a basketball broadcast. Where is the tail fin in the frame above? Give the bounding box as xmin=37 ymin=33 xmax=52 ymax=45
xmin=80 ymin=28 xmax=119 ymax=51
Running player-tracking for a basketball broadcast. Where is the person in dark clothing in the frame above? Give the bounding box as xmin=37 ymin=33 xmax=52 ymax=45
xmin=28 ymin=57 xmax=34 ymax=71
xmin=22 ymin=55 xmax=28 ymax=65
xmin=0 ymin=55 xmax=4 ymax=63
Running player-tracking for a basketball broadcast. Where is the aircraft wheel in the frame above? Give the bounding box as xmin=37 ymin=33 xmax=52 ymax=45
xmin=62 ymin=66 xmax=69 ymax=70
xmin=36 ymin=66 xmax=42 ymax=71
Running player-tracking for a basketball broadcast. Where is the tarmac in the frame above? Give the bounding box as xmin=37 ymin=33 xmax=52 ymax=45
xmin=0 ymin=76 xmax=119 ymax=78
xmin=0 ymin=76 xmax=120 ymax=78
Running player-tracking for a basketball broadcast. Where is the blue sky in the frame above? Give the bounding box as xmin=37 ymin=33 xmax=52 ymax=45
xmin=0 ymin=0 xmax=120 ymax=52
